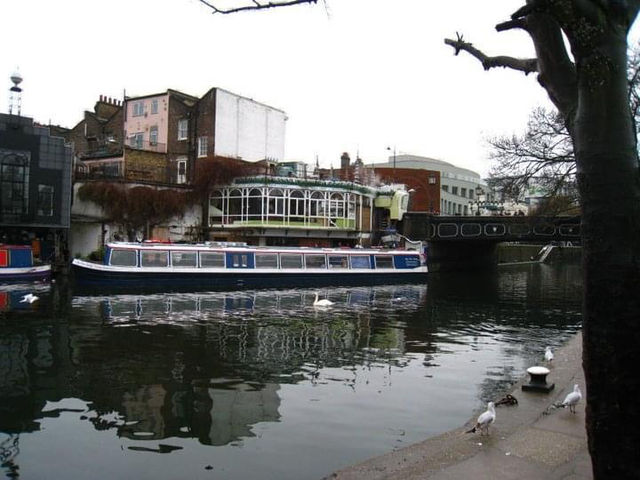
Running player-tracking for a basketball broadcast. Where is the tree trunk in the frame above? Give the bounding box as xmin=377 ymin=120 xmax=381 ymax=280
xmin=575 ymin=32 xmax=640 ymax=477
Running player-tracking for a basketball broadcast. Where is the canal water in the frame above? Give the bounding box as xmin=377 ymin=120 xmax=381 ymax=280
xmin=0 ymin=262 xmax=582 ymax=480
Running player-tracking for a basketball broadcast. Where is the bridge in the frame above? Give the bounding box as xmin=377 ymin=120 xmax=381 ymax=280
xmin=400 ymin=213 xmax=581 ymax=271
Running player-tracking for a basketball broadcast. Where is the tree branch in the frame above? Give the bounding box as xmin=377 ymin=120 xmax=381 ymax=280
xmin=198 ymin=0 xmax=317 ymax=14
xmin=444 ymin=34 xmax=537 ymax=75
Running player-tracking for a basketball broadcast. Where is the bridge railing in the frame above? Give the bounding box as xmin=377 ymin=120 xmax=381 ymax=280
xmin=402 ymin=214 xmax=581 ymax=242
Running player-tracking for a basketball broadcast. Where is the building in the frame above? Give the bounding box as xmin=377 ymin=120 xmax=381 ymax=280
xmin=207 ymin=175 xmax=379 ymax=247
xmin=0 ymin=113 xmax=73 ymax=263
xmin=122 ymin=87 xmax=286 ymax=184
xmin=372 ymin=154 xmax=488 ymax=215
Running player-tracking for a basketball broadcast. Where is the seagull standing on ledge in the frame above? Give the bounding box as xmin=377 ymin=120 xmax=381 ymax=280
xmin=19 ymin=293 xmax=39 ymax=303
xmin=466 ymin=402 xmax=496 ymax=435
xmin=313 ymin=293 xmax=334 ymax=308
xmin=561 ymin=384 xmax=582 ymax=413
xmin=545 ymin=346 xmax=554 ymax=362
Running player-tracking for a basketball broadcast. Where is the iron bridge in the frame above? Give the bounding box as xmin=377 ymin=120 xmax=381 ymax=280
xmin=403 ymin=214 xmax=581 ymax=243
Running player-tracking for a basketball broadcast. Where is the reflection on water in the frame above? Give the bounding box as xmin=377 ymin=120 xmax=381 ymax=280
xmin=0 ymin=264 xmax=582 ymax=480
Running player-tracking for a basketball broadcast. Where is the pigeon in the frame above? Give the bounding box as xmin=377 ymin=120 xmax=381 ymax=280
xmin=544 ymin=346 xmax=554 ymax=362
xmin=561 ymin=384 xmax=582 ymax=413
xmin=19 ymin=293 xmax=39 ymax=303
xmin=466 ymin=402 xmax=496 ymax=435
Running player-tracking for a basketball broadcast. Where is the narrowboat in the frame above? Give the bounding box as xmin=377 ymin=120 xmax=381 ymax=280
xmin=0 ymin=244 xmax=52 ymax=283
xmin=71 ymin=241 xmax=427 ymax=291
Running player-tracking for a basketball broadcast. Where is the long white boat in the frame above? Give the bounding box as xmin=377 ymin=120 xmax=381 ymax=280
xmin=72 ymin=241 xmax=428 ymax=291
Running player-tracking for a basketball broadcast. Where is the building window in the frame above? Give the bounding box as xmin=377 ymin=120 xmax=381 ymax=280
xmin=198 ymin=136 xmax=208 ymax=157
xmin=151 ymin=99 xmax=158 ymax=115
xmin=442 ymin=185 xmax=448 ymax=192
xmin=149 ymin=126 xmax=158 ymax=146
xmin=37 ymin=185 xmax=54 ymax=216
xmin=428 ymin=176 xmax=437 ymax=184
xmin=177 ymin=159 xmax=187 ymax=184
xmin=133 ymin=102 xmax=144 ymax=117
xmin=451 ymin=186 xmax=458 ymax=195
xmin=0 ymin=151 xmax=29 ymax=216
xmin=461 ymin=188 xmax=467 ymax=198
xmin=178 ymin=119 xmax=188 ymax=140
xmin=133 ymin=132 xmax=143 ymax=149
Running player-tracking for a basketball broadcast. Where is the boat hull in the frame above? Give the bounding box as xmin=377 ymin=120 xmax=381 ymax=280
xmin=0 ymin=265 xmax=52 ymax=283
xmin=72 ymin=262 xmax=427 ymax=293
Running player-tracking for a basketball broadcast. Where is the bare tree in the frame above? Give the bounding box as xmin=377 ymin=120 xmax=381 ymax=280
xmin=197 ymin=0 xmax=317 ymax=14
xmin=489 ymin=43 xmax=640 ymax=211
xmin=487 ymin=106 xmax=576 ymax=207
xmin=446 ymin=3 xmax=640 ymax=478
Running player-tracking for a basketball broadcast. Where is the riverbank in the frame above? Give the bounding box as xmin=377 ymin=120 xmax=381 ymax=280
xmin=326 ymin=332 xmax=590 ymax=480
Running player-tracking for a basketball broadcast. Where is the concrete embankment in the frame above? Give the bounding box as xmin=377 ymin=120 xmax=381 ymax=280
xmin=325 ymin=333 xmax=590 ymax=480
xmin=497 ymin=243 xmax=582 ymax=265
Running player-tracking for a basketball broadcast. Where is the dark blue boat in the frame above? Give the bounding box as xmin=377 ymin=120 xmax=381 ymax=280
xmin=0 ymin=244 xmax=52 ymax=283
xmin=72 ymin=242 xmax=427 ymax=292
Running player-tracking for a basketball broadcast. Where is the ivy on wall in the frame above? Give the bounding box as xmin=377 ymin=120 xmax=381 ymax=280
xmin=78 ymin=182 xmax=192 ymax=237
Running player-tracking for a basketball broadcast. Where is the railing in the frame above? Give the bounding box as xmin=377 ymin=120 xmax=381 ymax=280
xmin=402 ymin=213 xmax=581 ymax=243
xmin=126 ymin=139 xmax=167 ymax=153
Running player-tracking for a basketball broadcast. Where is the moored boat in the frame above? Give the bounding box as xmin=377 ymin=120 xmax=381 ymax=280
xmin=72 ymin=241 xmax=428 ymax=292
xmin=0 ymin=244 xmax=52 ymax=283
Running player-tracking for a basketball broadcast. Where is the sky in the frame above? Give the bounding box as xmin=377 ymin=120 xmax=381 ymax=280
xmin=1 ymin=1 xmax=637 ymax=177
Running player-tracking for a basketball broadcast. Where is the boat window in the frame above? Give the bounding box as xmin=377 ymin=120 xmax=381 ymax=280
xmin=256 ymin=253 xmax=278 ymax=269
xmin=350 ymin=255 xmax=370 ymax=269
xmin=374 ymin=255 xmax=394 ymax=269
xmin=200 ymin=252 xmax=225 ymax=268
xmin=110 ymin=249 xmax=137 ymax=267
xmin=231 ymin=254 xmax=248 ymax=268
xmin=328 ymin=255 xmax=348 ymax=269
xmin=171 ymin=251 xmax=197 ymax=268
xmin=305 ymin=254 xmax=327 ymax=269
xmin=280 ymin=254 xmax=303 ymax=269
xmin=141 ymin=250 xmax=169 ymax=267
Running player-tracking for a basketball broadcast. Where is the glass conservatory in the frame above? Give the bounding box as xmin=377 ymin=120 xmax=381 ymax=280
xmin=208 ymin=177 xmax=376 ymax=233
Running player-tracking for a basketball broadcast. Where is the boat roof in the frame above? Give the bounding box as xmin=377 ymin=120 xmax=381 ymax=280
xmin=106 ymin=242 xmax=420 ymax=255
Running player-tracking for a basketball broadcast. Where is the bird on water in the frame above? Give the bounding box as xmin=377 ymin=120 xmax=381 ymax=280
xmin=19 ymin=293 xmax=39 ymax=303
xmin=313 ymin=292 xmax=334 ymax=308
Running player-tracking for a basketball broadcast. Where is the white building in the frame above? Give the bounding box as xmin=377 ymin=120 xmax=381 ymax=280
xmin=372 ymin=154 xmax=488 ymax=215
xmin=213 ymin=88 xmax=286 ymax=162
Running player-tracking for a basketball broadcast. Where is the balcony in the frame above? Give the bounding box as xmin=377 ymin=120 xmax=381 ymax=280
xmin=127 ymin=139 xmax=166 ymax=153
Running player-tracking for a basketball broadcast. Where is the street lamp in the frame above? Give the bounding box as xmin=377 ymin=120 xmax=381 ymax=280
xmin=387 ymin=146 xmax=396 ymax=182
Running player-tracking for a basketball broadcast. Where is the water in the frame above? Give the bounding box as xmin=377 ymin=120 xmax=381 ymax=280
xmin=0 ymin=263 xmax=582 ymax=480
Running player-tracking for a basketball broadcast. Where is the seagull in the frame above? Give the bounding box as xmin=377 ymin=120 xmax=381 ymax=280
xmin=19 ymin=293 xmax=39 ymax=303
xmin=560 ymin=384 xmax=582 ymax=413
xmin=313 ymin=292 xmax=334 ymax=308
xmin=544 ymin=346 xmax=554 ymax=362
xmin=466 ymin=402 xmax=496 ymax=435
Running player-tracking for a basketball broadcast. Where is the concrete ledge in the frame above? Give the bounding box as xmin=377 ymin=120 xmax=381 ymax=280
xmin=326 ymin=333 xmax=589 ymax=480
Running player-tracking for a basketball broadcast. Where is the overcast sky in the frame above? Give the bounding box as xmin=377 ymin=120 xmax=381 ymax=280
xmin=1 ymin=1 xmax=638 ymax=176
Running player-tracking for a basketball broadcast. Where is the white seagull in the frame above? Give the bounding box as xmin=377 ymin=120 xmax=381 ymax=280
xmin=313 ymin=292 xmax=334 ymax=308
xmin=467 ymin=402 xmax=496 ymax=435
xmin=561 ymin=384 xmax=582 ymax=413
xmin=544 ymin=346 xmax=554 ymax=362
xmin=19 ymin=293 xmax=39 ymax=304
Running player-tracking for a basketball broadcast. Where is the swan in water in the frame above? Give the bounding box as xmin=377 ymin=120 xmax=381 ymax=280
xmin=313 ymin=292 xmax=334 ymax=307
xmin=19 ymin=293 xmax=39 ymax=303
